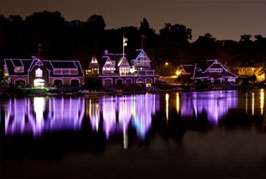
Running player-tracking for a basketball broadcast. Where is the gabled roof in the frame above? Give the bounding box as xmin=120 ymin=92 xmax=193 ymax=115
xmin=5 ymin=57 xmax=84 ymax=78
xmin=4 ymin=58 xmax=33 ymax=76
xmin=43 ymin=60 xmax=84 ymax=77
xmin=117 ymin=56 xmax=130 ymax=67
xmin=203 ymin=59 xmax=228 ymax=73
xmin=180 ymin=64 xmax=195 ymax=75
xmin=181 ymin=59 xmax=238 ymax=79
xmin=89 ymin=56 xmax=99 ymax=68
xmin=50 ymin=61 xmax=77 ymax=68
xmin=102 ymin=56 xmax=116 ymax=68
xmin=133 ymin=49 xmax=151 ymax=62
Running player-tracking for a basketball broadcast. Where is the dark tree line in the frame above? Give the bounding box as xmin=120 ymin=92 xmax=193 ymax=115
xmin=0 ymin=11 xmax=266 ymax=76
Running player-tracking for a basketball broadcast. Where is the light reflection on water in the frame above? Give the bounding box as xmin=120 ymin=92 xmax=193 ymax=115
xmin=1 ymin=90 xmax=266 ymax=139
xmin=180 ymin=91 xmax=238 ymax=125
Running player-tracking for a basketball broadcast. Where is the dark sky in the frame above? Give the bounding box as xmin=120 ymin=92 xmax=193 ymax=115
xmin=1 ymin=0 xmax=266 ymax=41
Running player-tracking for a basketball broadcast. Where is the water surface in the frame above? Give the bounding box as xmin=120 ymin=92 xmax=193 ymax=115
xmin=0 ymin=89 xmax=266 ymax=178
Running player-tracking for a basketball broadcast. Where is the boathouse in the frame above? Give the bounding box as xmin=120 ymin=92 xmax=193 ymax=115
xmin=181 ymin=59 xmax=238 ymax=83
xmin=89 ymin=49 xmax=158 ymax=87
xmin=4 ymin=56 xmax=84 ymax=87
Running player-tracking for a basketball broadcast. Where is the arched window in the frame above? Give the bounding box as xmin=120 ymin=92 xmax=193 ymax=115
xmin=35 ymin=68 xmax=43 ymax=77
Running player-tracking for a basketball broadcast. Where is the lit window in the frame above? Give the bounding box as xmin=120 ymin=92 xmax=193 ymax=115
xmin=35 ymin=68 xmax=43 ymax=77
xmin=14 ymin=67 xmax=24 ymax=73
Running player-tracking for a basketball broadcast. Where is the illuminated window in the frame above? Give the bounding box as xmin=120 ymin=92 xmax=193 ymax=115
xmin=35 ymin=68 xmax=43 ymax=77
xmin=14 ymin=67 xmax=24 ymax=73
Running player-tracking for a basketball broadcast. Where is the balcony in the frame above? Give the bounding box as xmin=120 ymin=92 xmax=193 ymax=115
xmin=134 ymin=70 xmax=156 ymax=76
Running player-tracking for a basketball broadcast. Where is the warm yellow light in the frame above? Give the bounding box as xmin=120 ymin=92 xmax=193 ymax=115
xmin=260 ymin=89 xmax=264 ymax=116
xmin=165 ymin=62 xmax=169 ymax=66
xmin=165 ymin=93 xmax=169 ymax=121
xmin=176 ymin=93 xmax=180 ymax=114
xmin=252 ymin=92 xmax=255 ymax=116
xmin=176 ymin=70 xmax=182 ymax=77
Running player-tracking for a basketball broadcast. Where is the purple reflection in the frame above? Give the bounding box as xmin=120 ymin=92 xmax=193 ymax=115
xmin=102 ymin=96 xmax=117 ymax=139
xmin=132 ymin=94 xmax=158 ymax=138
xmin=92 ymin=94 xmax=159 ymax=139
xmin=118 ymin=96 xmax=132 ymax=131
xmin=4 ymin=97 xmax=85 ymax=136
xmin=181 ymin=91 xmax=238 ymax=124
xmin=87 ymin=99 xmax=100 ymax=131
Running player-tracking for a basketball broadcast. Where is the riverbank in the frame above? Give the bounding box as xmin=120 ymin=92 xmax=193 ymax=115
xmin=0 ymin=81 xmax=265 ymax=98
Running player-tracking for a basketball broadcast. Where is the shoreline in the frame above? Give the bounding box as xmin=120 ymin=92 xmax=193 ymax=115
xmin=0 ymin=85 xmax=265 ymax=98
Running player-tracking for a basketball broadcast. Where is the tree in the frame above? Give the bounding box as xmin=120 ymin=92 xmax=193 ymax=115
xmin=87 ymin=14 xmax=106 ymax=31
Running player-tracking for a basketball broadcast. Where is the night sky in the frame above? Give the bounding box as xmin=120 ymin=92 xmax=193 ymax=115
xmin=1 ymin=0 xmax=266 ymax=41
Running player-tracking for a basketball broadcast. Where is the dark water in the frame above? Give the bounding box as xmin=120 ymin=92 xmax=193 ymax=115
xmin=0 ymin=89 xmax=266 ymax=178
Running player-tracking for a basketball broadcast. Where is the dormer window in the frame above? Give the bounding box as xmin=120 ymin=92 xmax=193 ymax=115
xmin=14 ymin=66 xmax=24 ymax=73
xmin=35 ymin=68 xmax=43 ymax=77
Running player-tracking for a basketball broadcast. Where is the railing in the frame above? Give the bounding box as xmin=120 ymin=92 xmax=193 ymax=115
xmin=99 ymin=70 xmax=157 ymax=77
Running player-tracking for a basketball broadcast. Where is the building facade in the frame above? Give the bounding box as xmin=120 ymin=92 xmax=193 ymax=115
xmin=89 ymin=49 xmax=158 ymax=87
xmin=181 ymin=59 xmax=238 ymax=83
xmin=237 ymin=66 xmax=265 ymax=82
xmin=86 ymin=56 xmax=100 ymax=77
xmin=4 ymin=56 xmax=84 ymax=87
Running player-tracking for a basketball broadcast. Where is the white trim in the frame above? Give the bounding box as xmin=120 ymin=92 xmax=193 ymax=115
xmin=203 ymin=60 xmax=228 ymax=73
xmin=192 ymin=64 xmax=197 ymax=79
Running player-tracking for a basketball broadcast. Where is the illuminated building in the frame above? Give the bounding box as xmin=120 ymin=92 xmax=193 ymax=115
xmin=237 ymin=65 xmax=265 ymax=82
xmin=86 ymin=56 xmax=100 ymax=77
xmin=89 ymin=49 xmax=158 ymax=87
xmin=4 ymin=56 xmax=84 ymax=87
xmin=181 ymin=59 xmax=238 ymax=83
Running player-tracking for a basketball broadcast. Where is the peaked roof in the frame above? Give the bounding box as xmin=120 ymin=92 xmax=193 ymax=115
xmin=102 ymin=56 xmax=116 ymax=68
xmin=4 ymin=58 xmax=33 ymax=76
xmin=117 ymin=56 xmax=130 ymax=67
xmin=203 ymin=59 xmax=228 ymax=73
xmin=181 ymin=64 xmax=195 ymax=74
xmin=5 ymin=57 xmax=84 ymax=77
xmin=89 ymin=56 xmax=99 ymax=68
xmin=134 ymin=49 xmax=151 ymax=62
xmin=181 ymin=59 xmax=238 ymax=79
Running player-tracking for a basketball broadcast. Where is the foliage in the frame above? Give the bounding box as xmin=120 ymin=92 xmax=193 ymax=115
xmin=0 ymin=11 xmax=265 ymax=77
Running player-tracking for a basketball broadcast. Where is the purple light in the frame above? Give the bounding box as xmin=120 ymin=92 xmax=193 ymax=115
xmin=97 ymin=94 xmax=160 ymax=139
xmin=180 ymin=91 xmax=238 ymax=124
xmin=4 ymin=97 xmax=85 ymax=137
xmin=102 ymin=96 xmax=117 ymax=139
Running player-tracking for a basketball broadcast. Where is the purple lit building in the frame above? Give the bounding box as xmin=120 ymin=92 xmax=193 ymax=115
xmin=181 ymin=59 xmax=238 ymax=83
xmin=4 ymin=56 xmax=84 ymax=87
xmin=87 ymin=49 xmax=159 ymax=87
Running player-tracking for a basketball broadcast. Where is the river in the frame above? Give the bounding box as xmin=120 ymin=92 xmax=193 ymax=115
xmin=0 ymin=89 xmax=266 ymax=178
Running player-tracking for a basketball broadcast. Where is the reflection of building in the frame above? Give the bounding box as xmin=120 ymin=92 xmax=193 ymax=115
xmin=86 ymin=94 xmax=160 ymax=138
xmin=4 ymin=56 xmax=84 ymax=87
xmin=181 ymin=59 xmax=238 ymax=83
xmin=88 ymin=49 xmax=158 ymax=87
xmin=4 ymin=97 xmax=85 ymax=136
xmin=180 ymin=91 xmax=238 ymax=124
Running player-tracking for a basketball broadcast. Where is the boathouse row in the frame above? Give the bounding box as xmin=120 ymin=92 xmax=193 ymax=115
xmin=86 ymin=49 xmax=159 ymax=87
xmin=4 ymin=57 xmax=84 ymax=87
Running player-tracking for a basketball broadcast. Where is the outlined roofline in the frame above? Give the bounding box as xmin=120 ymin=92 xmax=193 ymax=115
xmin=203 ymin=59 xmax=228 ymax=73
